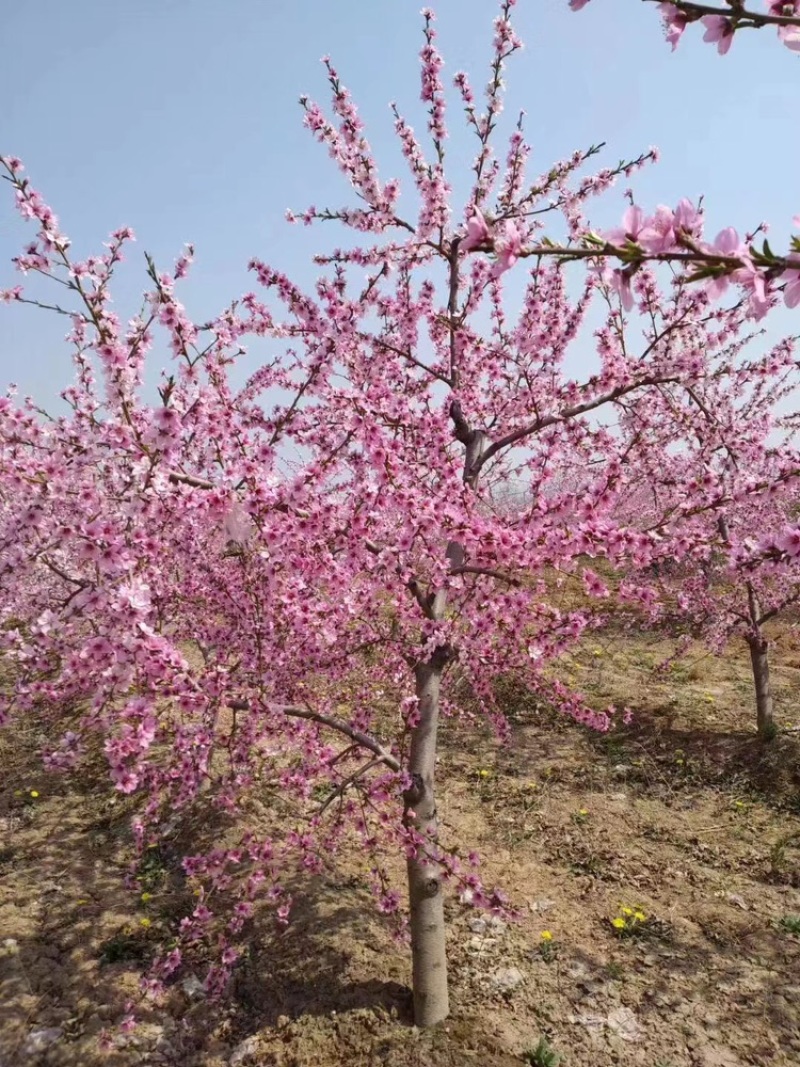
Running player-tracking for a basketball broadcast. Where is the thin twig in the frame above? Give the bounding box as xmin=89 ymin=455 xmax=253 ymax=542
xmin=228 ymin=699 xmax=401 ymax=772
xmin=318 ymin=757 xmax=384 ymax=814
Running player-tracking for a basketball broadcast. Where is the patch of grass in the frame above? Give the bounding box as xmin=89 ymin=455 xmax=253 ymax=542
xmin=570 ymin=806 xmax=590 ymax=826
xmin=777 ymin=914 xmax=800 ymax=936
xmin=768 ymin=831 xmax=800 ymax=885
xmin=760 ymin=721 xmax=779 ymax=742
xmin=603 ymin=736 xmax=627 ymax=764
xmin=98 ymin=928 xmax=152 ymax=966
xmin=523 ymin=1035 xmax=561 ymax=1067
xmin=537 ymin=930 xmax=558 ymax=964
xmin=568 ymin=850 xmax=608 ymax=879
xmin=136 ymin=844 xmax=170 ymax=892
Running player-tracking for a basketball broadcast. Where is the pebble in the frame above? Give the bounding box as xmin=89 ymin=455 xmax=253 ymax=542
xmin=490 ymin=966 xmax=525 ymax=994
xmin=571 ymin=1008 xmax=642 ymax=1042
xmin=725 ymin=892 xmax=748 ymax=910
xmin=230 ymin=1035 xmax=261 ymax=1066
xmin=530 ymin=898 xmax=556 ymax=913
xmin=22 ymin=1028 xmax=62 ymax=1055
xmin=467 ymin=935 xmax=499 ymax=952
xmin=181 ymin=974 xmax=204 ymax=998
xmin=468 ymin=915 xmax=506 ymax=935
xmin=571 ymin=1012 xmax=606 ymax=1032
xmin=607 ymin=1007 xmax=642 ymax=1042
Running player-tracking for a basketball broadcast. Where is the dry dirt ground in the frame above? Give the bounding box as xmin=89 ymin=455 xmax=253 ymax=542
xmin=2 ymin=631 xmax=800 ymax=1067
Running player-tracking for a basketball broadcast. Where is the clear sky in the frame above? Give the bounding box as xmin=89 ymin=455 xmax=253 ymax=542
xmin=2 ymin=0 xmax=798 ymax=404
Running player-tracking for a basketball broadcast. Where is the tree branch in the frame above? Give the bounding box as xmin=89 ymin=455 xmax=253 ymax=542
xmin=450 ymin=564 xmax=520 ymax=585
xmin=645 ymin=0 xmax=800 ymax=30
xmin=317 ymin=756 xmax=385 ymax=814
xmin=473 ymin=374 xmax=679 ymax=476
xmin=228 ymin=699 xmax=401 ymax=772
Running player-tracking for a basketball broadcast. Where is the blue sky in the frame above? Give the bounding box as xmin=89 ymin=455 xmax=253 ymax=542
xmin=2 ymin=0 xmax=799 ymax=404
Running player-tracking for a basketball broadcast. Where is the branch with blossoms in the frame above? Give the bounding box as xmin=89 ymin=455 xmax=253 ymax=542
xmin=461 ymin=201 xmax=800 ymax=320
xmin=738 ymin=524 xmax=800 ymax=568
xmin=569 ymin=1 xmax=800 ymax=55
xmin=227 ymin=699 xmax=403 ymax=772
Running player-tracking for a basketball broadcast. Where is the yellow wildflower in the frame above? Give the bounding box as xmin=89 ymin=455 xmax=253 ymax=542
xmin=141 ymin=892 xmax=153 ymax=903
xmin=541 ymin=930 xmax=553 ymax=941
xmin=139 ymin=917 xmax=152 ymax=928
xmin=634 ymin=911 xmax=646 ymax=922
xmin=29 ymin=790 xmax=39 ymax=798
xmin=612 ymin=917 xmax=626 ymax=930
xmin=578 ymin=807 xmax=589 ymax=816
xmin=622 ymin=906 xmax=633 ymax=916
xmin=479 ymin=769 xmax=490 ymax=778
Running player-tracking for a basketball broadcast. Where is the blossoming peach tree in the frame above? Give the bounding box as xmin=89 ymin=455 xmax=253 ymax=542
xmin=2 ymin=0 xmax=799 ymax=1028
xmin=605 ymin=357 xmax=800 ymax=738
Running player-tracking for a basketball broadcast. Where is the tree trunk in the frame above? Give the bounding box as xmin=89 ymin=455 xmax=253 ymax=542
xmin=747 ymin=634 xmax=775 ymax=739
xmin=404 ymin=654 xmax=449 ymax=1027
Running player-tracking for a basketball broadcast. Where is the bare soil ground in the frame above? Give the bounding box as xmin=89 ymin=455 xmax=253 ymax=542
xmin=2 ymin=631 xmax=800 ymax=1067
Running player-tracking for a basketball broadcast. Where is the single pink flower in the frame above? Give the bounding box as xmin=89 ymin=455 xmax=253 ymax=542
xmin=733 ymin=256 xmax=771 ymax=319
xmin=462 ymin=210 xmax=491 ymax=251
xmin=673 ymin=197 xmax=702 ymax=238
xmin=607 ymin=204 xmax=646 ymax=246
xmin=490 ymin=221 xmax=522 ymax=278
xmin=658 ymin=3 xmax=688 ymax=50
xmin=776 ymin=527 xmax=800 ymax=557
xmin=639 ymin=205 xmax=676 ymax=253
xmin=711 ymin=227 xmax=744 ymax=258
xmin=782 ymin=255 xmax=800 ymax=309
xmin=610 ymin=268 xmax=634 ymax=311
xmin=702 ymin=15 xmax=735 ymax=55
xmin=704 ymin=228 xmax=745 ymax=300
xmin=780 ymin=25 xmax=800 ymax=51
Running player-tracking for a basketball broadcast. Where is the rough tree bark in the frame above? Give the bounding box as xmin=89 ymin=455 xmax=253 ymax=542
xmin=403 ymin=535 xmax=463 ymax=1026
xmin=747 ymin=631 xmax=774 ymax=739
xmin=401 ymin=238 xmax=491 ymax=1027
xmin=403 ymin=652 xmax=451 ymax=1026
xmin=717 ymin=518 xmax=776 ymax=740
xmin=745 ymin=585 xmax=775 ymax=739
